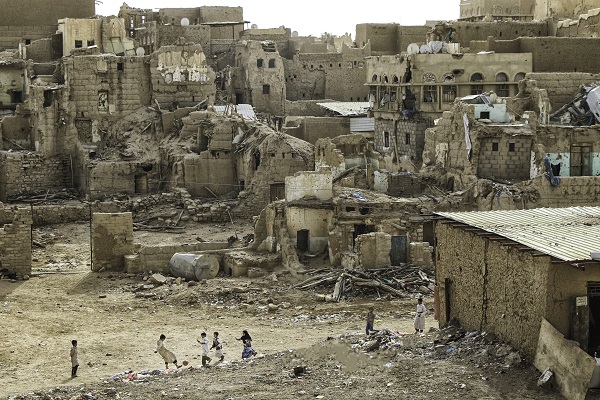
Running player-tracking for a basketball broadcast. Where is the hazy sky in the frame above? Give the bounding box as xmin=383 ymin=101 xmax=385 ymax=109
xmin=95 ymin=1 xmax=460 ymax=37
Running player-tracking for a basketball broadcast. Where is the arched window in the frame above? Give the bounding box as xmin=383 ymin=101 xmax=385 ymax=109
xmin=470 ymin=73 xmax=484 ymax=95
xmin=371 ymin=74 xmax=378 ymax=83
xmin=514 ymin=72 xmax=526 ymax=82
xmin=392 ymin=75 xmax=399 ymax=84
xmin=382 ymin=75 xmax=389 ymax=83
xmin=442 ymin=73 xmax=456 ymax=103
xmin=495 ymin=73 xmax=509 ymax=97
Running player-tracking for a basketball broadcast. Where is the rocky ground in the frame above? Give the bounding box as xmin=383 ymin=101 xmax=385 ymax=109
xmin=0 ymin=221 xmax=596 ymax=399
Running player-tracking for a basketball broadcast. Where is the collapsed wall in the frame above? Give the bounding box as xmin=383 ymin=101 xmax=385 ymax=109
xmin=0 ymin=206 xmax=32 ymax=276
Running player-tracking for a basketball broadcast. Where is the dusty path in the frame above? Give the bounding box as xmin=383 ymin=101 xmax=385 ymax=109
xmin=1 ymin=222 xmax=431 ymax=397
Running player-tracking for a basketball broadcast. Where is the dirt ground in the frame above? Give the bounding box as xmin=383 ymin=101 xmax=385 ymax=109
xmin=0 ymin=221 xmax=592 ymax=399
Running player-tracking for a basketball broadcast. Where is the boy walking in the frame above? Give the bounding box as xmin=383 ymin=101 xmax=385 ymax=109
xmin=70 ymin=340 xmax=79 ymax=378
xmin=197 ymin=332 xmax=212 ymax=366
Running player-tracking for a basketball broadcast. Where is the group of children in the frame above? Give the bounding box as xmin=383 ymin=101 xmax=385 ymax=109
xmin=70 ymin=299 xmax=428 ymax=377
xmin=69 ymin=330 xmax=257 ymax=378
xmin=157 ymin=330 xmax=257 ymax=369
xmin=365 ymin=297 xmax=428 ymax=335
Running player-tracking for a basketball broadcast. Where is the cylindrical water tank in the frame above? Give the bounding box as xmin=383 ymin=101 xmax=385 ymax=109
xmin=169 ymin=253 xmax=220 ymax=281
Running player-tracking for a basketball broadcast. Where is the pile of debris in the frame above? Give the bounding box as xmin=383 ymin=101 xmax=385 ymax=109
xmin=550 ymin=81 xmax=600 ymax=126
xmin=341 ymin=324 xmax=522 ymax=370
xmin=292 ymin=265 xmax=435 ymax=301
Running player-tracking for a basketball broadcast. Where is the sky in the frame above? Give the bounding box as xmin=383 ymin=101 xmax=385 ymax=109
xmin=95 ymin=0 xmax=460 ymax=37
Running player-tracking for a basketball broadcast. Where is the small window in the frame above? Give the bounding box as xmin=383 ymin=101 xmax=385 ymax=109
xmin=509 ymin=142 xmax=515 ymax=152
xmin=405 ymin=133 xmax=411 ymax=145
xmin=383 ymin=132 xmax=390 ymax=148
xmin=25 ymin=39 xmax=31 ymax=45
xmin=75 ymin=40 xmax=83 ymax=48
xmin=268 ymin=59 xmax=275 ymax=68
xmin=257 ymin=58 xmax=263 ymax=67
xmin=481 ymin=111 xmax=491 ymax=119
xmin=263 ymin=84 xmax=270 ymax=94
xmin=87 ymin=40 xmax=95 ymax=47
xmin=423 ymin=85 xmax=437 ymax=103
xmin=117 ymin=62 xmax=124 ymax=71
xmin=492 ymin=142 xmax=499 ymax=151
xmin=443 ymin=85 xmax=457 ymax=103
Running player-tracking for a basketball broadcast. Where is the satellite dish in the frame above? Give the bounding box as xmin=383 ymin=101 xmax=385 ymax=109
xmin=407 ymin=43 xmax=419 ymax=55
xmin=181 ymin=18 xmax=189 ymax=26
xmin=429 ymin=41 xmax=443 ymax=54
xmin=419 ymin=44 xmax=431 ymax=54
xmin=251 ymin=23 xmax=258 ymax=29
xmin=135 ymin=47 xmax=145 ymax=56
xmin=292 ymin=31 xmax=298 ymax=37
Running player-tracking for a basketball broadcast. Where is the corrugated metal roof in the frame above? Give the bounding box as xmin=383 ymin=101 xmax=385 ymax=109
xmin=213 ymin=104 xmax=255 ymax=120
xmin=435 ymin=207 xmax=600 ymax=262
xmin=317 ymin=102 xmax=370 ymax=116
xmin=350 ymin=117 xmax=375 ymax=132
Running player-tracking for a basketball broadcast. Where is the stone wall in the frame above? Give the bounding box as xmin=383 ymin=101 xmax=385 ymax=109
xmin=65 ymin=55 xmax=152 ymax=118
xmin=284 ymin=100 xmax=329 ymax=117
xmin=524 ymin=72 xmax=600 ymax=111
xmin=471 ymin=37 xmax=600 ymax=73
xmin=356 ymin=232 xmax=391 ymax=269
xmin=26 ymin=38 xmax=53 ymax=62
xmin=0 ymin=207 xmax=32 ymax=276
xmin=520 ymin=37 xmax=600 ymax=73
xmin=285 ymin=169 xmax=333 ymax=202
xmin=374 ymin=171 xmax=424 ymax=196
xmin=477 ymin=137 xmax=531 ymax=181
xmin=435 ymin=222 xmax=551 ymax=360
xmin=284 ymin=117 xmax=351 ymax=145
xmin=234 ymin=41 xmax=285 ymax=114
xmin=555 ymin=8 xmax=600 ymax=37
xmin=454 ymin=21 xmax=547 ymax=46
xmin=374 ymin=117 xmax=428 ymax=163
xmin=86 ymin=161 xmax=161 ymax=200
xmin=0 ymin=25 xmax=57 ymax=50
xmin=0 ymin=0 xmax=94 ymax=26
xmin=151 ymin=44 xmax=216 ymax=109
xmin=0 ymin=152 xmax=71 ymax=201
xmin=134 ymin=242 xmax=230 ymax=274
xmin=535 ymin=0 xmax=598 ymax=19
xmin=155 ymin=25 xmax=211 ymax=54
xmin=91 ymin=212 xmax=134 ymax=272
xmin=355 ymin=24 xmax=400 ymax=55
xmin=283 ymin=45 xmax=370 ymax=102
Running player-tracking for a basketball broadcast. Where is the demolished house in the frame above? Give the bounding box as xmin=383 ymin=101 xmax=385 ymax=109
xmin=251 ymin=168 xmax=437 ymax=274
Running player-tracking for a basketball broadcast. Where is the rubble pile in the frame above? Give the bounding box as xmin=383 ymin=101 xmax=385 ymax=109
xmin=340 ymin=325 xmax=523 ymax=372
xmin=293 ymin=265 xmax=435 ymax=301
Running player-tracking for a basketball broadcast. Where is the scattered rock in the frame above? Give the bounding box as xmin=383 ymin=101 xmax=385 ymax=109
xmin=149 ymin=274 xmax=167 ymax=284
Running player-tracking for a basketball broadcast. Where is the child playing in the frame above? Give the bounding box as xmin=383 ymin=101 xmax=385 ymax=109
xmin=197 ymin=332 xmax=212 ymax=366
xmin=210 ymin=331 xmax=225 ymax=361
xmin=155 ymin=334 xmax=181 ymax=369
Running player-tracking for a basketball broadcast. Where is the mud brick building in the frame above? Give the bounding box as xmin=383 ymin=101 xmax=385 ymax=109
xmin=435 ymin=207 xmax=600 ymax=360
